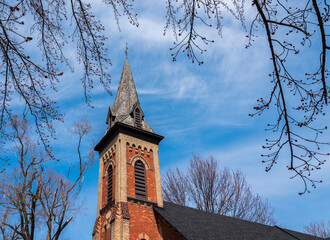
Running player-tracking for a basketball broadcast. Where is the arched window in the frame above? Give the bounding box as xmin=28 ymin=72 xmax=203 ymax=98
xmin=134 ymin=160 xmax=146 ymax=199
xmin=107 ymin=165 xmax=113 ymax=203
xmin=134 ymin=108 xmax=142 ymax=128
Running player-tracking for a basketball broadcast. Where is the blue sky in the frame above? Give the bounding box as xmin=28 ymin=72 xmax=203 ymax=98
xmin=4 ymin=0 xmax=330 ymax=239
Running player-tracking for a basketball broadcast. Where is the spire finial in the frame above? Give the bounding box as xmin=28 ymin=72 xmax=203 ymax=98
xmin=125 ymin=43 xmax=128 ymax=59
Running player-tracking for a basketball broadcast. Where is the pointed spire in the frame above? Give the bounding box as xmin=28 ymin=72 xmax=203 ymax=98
xmin=106 ymin=59 xmax=154 ymax=133
xmin=125 ymin=43 xmax=128 ymax=59
xmin=113 ymin=59 xmax=139 ymax=117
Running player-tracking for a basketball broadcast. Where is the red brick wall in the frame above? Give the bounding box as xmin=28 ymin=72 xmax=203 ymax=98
xmin=101 ymin=175 xmax=107 ymax=208
xmin=145 ymin=169 xmax=156 ymax=202
xmin=157 ymin=215 xmax=185 ymax=240
xmin=101 ymin=153 xmax=116 ymax=210
xmin=96 ymin=204 xmax=185 ymax=240
xmin=112 ymin=152 xmax=116 ymax=202
xmin=98 ymin=214 xmax=106 ymax=240
xmin=128 ymin=202 xmax=162 ymax=240
xmin=126 ymin=145 xmax=154 ymax=171
xmin=96 ymin=142 xmax=167 ymax=240
xmin=127 ymin=163 xmax=135 ymax=197
xmin=126 ymin=144 xmax=157 ymax=202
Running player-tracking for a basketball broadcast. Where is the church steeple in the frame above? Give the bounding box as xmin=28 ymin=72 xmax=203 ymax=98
xmin=93 ymin=57 xmax=164 ymax=240
xmin=106 ymin=59 xmax=153 ymax=133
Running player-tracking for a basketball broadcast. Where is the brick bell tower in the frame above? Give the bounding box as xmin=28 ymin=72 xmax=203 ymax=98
xmin=92 ymin=58 xmax=164 ymax=240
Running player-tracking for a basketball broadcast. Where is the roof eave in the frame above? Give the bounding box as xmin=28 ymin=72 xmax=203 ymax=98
xmin=94 ymin=122 xmax=164 ymax=153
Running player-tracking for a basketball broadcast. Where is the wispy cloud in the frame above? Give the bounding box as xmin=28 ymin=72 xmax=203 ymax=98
xmin=5 ymin=1 xmax=328 ymax=238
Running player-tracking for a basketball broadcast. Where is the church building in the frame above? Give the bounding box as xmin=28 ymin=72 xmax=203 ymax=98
xmin=92 ymin=58 xmax=324 ymax=240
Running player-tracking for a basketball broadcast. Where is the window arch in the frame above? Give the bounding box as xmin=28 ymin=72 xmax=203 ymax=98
xmin=134 ymin=160 xmax=146 ymax=199
xmin=107 ymin=165 xmax=113 ymax=203
xmin=134 ymin=108 xmax=142 ymax=128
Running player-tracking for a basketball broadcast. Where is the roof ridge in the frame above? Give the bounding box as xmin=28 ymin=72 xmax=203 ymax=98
xmin=161 ymin=201 xmax=274 ymax=227
xmin=154 ymin=202 xmax=323 ymax=240
xmin=274 ymin=226 xmax=301 ymax=240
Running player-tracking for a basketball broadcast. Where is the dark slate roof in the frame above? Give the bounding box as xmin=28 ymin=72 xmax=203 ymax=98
xmin=106 ymin=59 xmax=153 ymax=133
xmin=154 ymin=202 xmax=324 ymax=240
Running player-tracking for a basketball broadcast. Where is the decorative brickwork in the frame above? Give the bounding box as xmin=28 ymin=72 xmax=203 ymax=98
xmin=121 ymin=202 xmax=130 ymax=220
xmin=155 ymin=212 xmax=185 ymax=240
xmin=92 ymin=216 xmax=100 ymax=236
xmin=127 ymin=144 xmax=154 ymax=169
xmin=94 ymin=129 xmax=165 ymax=240
xmin=129 ymin=155 xmax=151 ymax=169
xmin=100 ymin=200 xmax=114 ymax=216
xmin=110 ymin=203 xmax=119 ymax=222
xmin=136 ymin=233 xmax=150 ymax=240
xmin=93 ymin=59 xmax=165 ymax=240
xmin=126 ymin=142 xmax=158 ymax=203
xmin=127 ymin=202 xmax=162 ymax=240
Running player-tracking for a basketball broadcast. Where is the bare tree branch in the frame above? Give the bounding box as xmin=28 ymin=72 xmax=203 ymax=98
xmin=0 ymin=116 xmax=95 ymax=239
xmin=304 ymin=220 xmax=330 ymax=238
xmin=163 ymin=154 xmax=276 ymax=225
xmin=165 ymin=0 xmax=330 ymax=194
xmin=0 ymin=0 xmax=137 ymax=160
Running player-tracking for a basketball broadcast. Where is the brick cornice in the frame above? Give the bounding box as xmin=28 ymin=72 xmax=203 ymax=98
xmin=94 ymin=122 xmax=164 ymax=153
xmin=92 ymin=216 xmax=100 ymax=236
xmin=99 ymin=200 xmax=115 ymax=216
xmin=127 ymin=196 xmax=157 ymax=206
xmin=108 ymin=202 xmax=130 ymax=223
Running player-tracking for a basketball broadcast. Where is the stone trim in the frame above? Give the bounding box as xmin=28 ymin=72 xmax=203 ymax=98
xmin=115 ymin=137 xmax=128 ymax=202
xmin=104 ymin=160 xmax=115 ymax=177
xmin=136 ymin=233 xmax=150 ymax=240
xmin=153 ymin=145 xmax=163 ymax=207
xmin=109 ymin=202 xmax=130 ymax=223
xmin=100 ymin=200 xmax=115 ymax=216
xmin=127 ymin=196 xmax=157 ymax=206
xmin=122 ymin=219 xmax=130 ymax=240
xmin=128 ymin=155 xmax=151 ymax=170
xmin=110 ymin=203 xmax=118 ymax=223
xmin=97 ymin=136 xmax=117 ymax=215
xmin=128 ymin=143 xmax=152 ymax=157
xmin=101 ymin=146 xmax=116 ymax=163
xmin=110 ymin=220 xmax=115 ymax=240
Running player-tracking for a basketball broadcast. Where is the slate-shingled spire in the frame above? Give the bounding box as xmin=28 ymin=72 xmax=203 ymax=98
xmin=106 ymin=59 xmax=154 ymax=133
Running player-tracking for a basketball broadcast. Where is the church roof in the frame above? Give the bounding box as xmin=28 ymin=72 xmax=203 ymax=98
xmin=106 ymin=59 xmax=153 ymax=133
xmin=113 ymin=59 xmax=139 ymax=117
xmin=154 ymin=202 xmax=324 ymax=240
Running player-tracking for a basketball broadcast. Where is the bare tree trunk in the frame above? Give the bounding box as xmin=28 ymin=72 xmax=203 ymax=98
xmin=0 ymin=117 xmax=94 ymax=239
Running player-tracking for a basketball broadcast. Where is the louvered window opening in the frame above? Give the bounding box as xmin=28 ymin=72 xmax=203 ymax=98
xmin=134 ymin=160 xmax=146 ymax=198
xmin=107 ymin=165 xmax=113 ymax=203
xmin=134 ymin=108 xmax=142 ymax=128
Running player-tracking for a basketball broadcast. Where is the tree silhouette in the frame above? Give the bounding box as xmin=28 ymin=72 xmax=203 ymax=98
xmin=165 ymin=0 xmax=330 ymax=193
xmin=163 ymin=155 xmax=276 ymax=225
xmin=0 ymin=117 xmax=94 ymax=239
xmin=1 ymin=0 xmax=329 ymax=192
xmin=304 ymin=220 xmax=330 ymax=238
xmin=0 ymin=0 xmax=137 ymax=157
